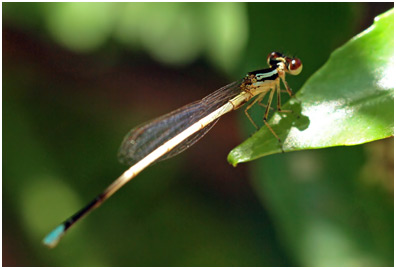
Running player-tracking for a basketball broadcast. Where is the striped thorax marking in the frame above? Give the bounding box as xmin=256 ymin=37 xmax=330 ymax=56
xmin=255 ymin=68 xmax=278 ymax=81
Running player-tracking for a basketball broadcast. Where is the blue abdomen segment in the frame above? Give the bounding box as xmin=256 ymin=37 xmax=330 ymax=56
xmin=43 ymin=224 xmax=65 ymax=248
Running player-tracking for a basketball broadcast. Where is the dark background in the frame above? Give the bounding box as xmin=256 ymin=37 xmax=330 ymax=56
xmin=3 ymin=3 xmax=393 ymax=266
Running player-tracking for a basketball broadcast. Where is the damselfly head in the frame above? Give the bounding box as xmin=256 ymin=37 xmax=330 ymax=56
xmin=285 ymin=57 xmax=303 ymax=75
xmin=267 ymin=51 xmax=284 ymax=67
xmin=267 ymin=52 xmax=303 ymax=76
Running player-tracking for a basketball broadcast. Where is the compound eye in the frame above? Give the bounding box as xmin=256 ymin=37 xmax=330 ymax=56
xmin=267 ymin=51 xmax=283 ymax=67
xmin=287 ymin=57 xmax=303 ymax=75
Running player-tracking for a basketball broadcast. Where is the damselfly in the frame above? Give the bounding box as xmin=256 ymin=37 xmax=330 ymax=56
xmin=43 ymin=52 xmax=302 ymax=247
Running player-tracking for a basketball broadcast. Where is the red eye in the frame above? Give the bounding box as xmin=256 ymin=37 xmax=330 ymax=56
xmin=287 ymin=57 xmax=303 ymax=75
xmin=267 ymin=51 xmax=283 ymax=67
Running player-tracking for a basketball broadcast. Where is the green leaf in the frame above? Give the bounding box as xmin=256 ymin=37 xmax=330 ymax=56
xmin=228 ymin=9 xmax=394 ymax=166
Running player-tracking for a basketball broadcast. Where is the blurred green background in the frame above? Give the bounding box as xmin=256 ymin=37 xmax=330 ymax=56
xmin=3 ymin=2 xmax=393 ymax=266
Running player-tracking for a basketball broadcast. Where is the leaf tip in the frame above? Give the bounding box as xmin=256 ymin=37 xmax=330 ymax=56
xmin=227 ymin=152 xmax=239 ymax=167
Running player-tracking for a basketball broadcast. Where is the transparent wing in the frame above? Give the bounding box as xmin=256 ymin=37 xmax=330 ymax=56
xmin=156 ymin=117 xmax=219 ymax=162
xmin=118 ymin=79 xmax=243 ymax=166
